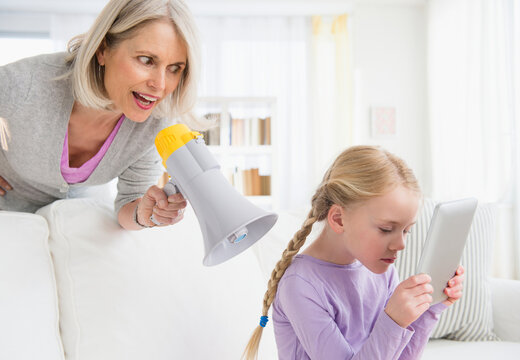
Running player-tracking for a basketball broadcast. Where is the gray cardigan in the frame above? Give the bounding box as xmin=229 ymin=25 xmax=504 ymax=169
xmin=0 ymin=52 xmax=172 ymax=214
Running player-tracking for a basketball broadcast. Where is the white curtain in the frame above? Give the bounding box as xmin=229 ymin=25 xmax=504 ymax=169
xmin=309 ymin=14 xmax=353 ymax=187
xmin=196 ymin=16 xmax=313 ymax=210
xmin=427 ymin=0 xmax=519 ymax=278
xmin=511 ymin=1 xmax=520 ymax=280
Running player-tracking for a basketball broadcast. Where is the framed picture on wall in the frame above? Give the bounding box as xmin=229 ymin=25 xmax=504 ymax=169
xmin=370 ymin=105 xmax=397 ymax=138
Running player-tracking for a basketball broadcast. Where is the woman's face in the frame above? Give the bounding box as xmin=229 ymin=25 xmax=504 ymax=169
xmin=338 ymin=185 xmax=420 ymax=274
xmin=96 ymin=19 xmax=187 ymax=122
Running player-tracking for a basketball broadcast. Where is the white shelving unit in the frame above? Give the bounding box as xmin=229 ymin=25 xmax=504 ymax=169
xmin=195 ymin=96 xmax=277 ymax=209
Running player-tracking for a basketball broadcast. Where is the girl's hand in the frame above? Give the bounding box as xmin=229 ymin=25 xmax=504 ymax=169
xmin=0 ymin=175 xmax=12 ymax=196
xmin=137 ymin=185 xmax=187 ymax=227
xmin=442 ymin=265 xmax=465 ymax=307
xmin=385 ymin=273 xmax=434 ymax=328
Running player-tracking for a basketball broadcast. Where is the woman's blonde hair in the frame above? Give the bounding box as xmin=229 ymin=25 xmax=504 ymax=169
xmin=242 ymin=145 xmax=420 ymax=360
xmin=64 ymin=0 xmax=200 ymax=120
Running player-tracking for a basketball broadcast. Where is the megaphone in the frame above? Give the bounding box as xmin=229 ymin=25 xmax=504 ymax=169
xmin=154 ymin=124 xmax=278 ymax=266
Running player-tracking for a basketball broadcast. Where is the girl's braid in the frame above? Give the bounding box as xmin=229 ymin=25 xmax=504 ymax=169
xmin=261 ymin=207 xmax=319 ymax=315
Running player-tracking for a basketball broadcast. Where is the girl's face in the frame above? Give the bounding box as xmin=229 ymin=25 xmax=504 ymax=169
xmin=337 ymin=185 xmax=420 ymax=274
xmin=96 ymin=19 xmax=187 ymax=122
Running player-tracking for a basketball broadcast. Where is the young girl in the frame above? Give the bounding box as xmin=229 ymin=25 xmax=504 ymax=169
xmin=243 ymin=145 xmax=464 ymax=360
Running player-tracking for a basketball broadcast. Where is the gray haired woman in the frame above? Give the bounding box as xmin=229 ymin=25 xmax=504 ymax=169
xmin=0 ymin=0 xmax=201 ymax=230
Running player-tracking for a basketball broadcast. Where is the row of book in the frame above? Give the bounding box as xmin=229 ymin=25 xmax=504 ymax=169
xmin=230 ymin=117 xmax=271 ymax=146
xmin=200 ymin=113 xmax=272 ymax=147
xmin=223 ymin=168 xmax=271 ymax=196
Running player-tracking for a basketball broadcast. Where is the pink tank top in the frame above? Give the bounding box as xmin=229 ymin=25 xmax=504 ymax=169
xmin=61 ymin=115 xmax=124 ymax=184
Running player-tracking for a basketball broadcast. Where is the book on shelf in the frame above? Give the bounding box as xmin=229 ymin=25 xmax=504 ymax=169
xmin=230 ymin=168 xmax=271 ymax=196
xmin=200 ymin=113 xmax=272 ymax=147
xmin=231 ymin=118 xmax=244 ymax=146
xmin=260 ymin=174 xmax=271 ymax=195
xmin=251 ymin=168 xmax=261 ymax=196
xmin=227 ymin=116 xmax=271 ymax=147
xmin=264 ymin=116 xmax=271 ymax=145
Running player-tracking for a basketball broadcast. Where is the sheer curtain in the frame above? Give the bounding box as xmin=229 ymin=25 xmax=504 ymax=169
xmin=309 ymin=14 xmax=353 ymax=187
xmin=510 ymin=1 xmax=520 ymax=280
xmin=427 ymin=0 xmax=519 ymax=278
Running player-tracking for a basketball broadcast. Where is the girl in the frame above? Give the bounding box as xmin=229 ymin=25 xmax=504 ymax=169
xmin=243 ymin=145 xmax=464 ymax=359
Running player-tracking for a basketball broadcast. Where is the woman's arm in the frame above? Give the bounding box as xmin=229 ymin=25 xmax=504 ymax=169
xmin=0 ymin=59 xmax=27 ymax=195
xmin=116 ymin=144 xmax=187 ymax=230
xmin=118 ymin=186 xmax=186 ymax=230
xmin=119 ymin=198 xmax=147 ymax=230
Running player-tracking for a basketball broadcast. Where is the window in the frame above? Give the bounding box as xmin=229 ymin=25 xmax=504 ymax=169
xmin=0 ymin=35 xmax=53 ymax=66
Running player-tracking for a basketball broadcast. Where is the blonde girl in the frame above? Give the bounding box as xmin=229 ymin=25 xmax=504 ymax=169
xmin=243 ymin=146 xmax=464 ymax=360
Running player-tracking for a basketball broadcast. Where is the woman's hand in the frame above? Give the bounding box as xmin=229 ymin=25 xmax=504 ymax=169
xmin=0 ymin=175 xmax=12 ymax=195
xmin=137 ymin=185 xmax=187 ymax=227
xmin=442 ymin=265 xmax=465 ymax=307
xmin=385 ymin=273 xmax=434 ymax=328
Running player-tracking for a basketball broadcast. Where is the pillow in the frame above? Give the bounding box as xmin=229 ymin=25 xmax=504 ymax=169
xmin=0 ymin=211 xmax=65 ymax=360
xmin=395 ymin=198 xmax=499 ymax=341
xmin=36 ymin=198 xmax=278 ymax=360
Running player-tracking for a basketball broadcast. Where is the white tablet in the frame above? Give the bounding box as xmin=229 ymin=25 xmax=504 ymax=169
xmin=416 ymin=198 xmax=478 ymax=304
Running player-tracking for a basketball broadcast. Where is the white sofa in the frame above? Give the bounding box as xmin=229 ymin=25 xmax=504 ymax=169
xmin=1 ymin=197 xmax=519 ymax=360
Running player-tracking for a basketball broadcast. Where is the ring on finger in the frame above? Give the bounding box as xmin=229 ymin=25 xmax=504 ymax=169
xmin=150 ymin=214 xmax=163 ymax=226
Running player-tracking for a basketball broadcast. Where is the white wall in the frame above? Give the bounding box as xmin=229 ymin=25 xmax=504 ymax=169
xmin=352 ymin=2 xmax=431 ymax=195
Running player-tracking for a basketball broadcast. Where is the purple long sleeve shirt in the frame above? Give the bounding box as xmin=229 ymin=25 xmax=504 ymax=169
xmin=272 ymin=254 xmax=446 ymax=360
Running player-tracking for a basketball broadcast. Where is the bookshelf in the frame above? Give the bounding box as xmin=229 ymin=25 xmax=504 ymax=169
xmin=195 ymin=96 xmax=277 ymax=209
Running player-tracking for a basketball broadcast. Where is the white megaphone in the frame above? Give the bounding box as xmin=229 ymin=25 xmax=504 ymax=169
xmin=154 ymin=124 xmax=278 ymax=266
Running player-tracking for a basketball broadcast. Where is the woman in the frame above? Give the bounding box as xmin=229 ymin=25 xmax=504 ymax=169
xmin=0 ymin=0 xmax=200 ymax=230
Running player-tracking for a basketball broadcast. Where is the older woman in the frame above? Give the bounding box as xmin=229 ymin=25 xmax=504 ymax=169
xmin=0 ymin=0 xmax=200 ymax=230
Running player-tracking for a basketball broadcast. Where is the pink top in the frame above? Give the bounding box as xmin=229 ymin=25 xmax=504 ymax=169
xmin=61 ymin=115 xmax=125 ymax=184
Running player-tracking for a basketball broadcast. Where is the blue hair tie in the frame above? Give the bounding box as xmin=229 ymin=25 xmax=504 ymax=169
xmin=259 ymin=315 xmax=269 ymax=328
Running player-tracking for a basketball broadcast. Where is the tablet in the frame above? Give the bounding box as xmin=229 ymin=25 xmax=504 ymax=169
xmin=416 ymin=198 xmax=478 ymax=304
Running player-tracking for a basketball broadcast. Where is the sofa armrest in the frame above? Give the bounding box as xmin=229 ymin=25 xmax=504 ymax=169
xmin=490 ymin=277 xmax=520 ymax=342
xmin=0 ymin=211 xmax=65 ymax=360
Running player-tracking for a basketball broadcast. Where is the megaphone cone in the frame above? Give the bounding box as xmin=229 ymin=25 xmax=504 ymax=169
xmin=155 ymin=124 xmax=278 ymax=266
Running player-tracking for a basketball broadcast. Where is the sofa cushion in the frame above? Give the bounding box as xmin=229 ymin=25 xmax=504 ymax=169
xmin=490 ymin=278 xmax=520 ymax=342
xmin=36 ymin=198 xmax=277 ymax=360
xmin=422 ymin=339 xmax=520 ymax=359
xmin=395 ymin=199 xmax=498 ymax=340
xmin=0 ymin=210 xmax=64 ymax=360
